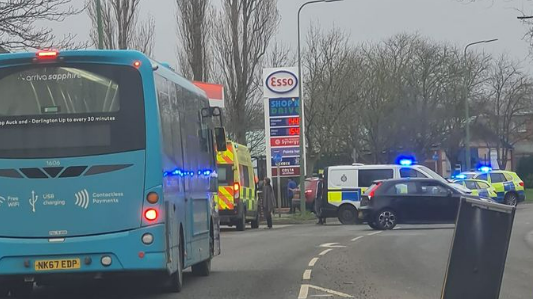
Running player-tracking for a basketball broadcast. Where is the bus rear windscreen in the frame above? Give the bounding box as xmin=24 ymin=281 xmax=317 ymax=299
xmin=0 ymin=64 xmax=145 ymax=158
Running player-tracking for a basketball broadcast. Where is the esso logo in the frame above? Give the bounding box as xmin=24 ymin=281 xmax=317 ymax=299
xmin=266 ymin=70 xmax=298 ymax=94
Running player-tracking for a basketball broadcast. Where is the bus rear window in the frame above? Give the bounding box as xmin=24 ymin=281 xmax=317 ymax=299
xmin=0 ymin=64 xmax=145 ymax=158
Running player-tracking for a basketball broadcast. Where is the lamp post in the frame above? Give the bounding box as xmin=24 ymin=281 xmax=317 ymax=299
xmin=297 ymin=0 xmax=343 ymax=215
xmin=463 ymin=39 xmax=497 ymax=171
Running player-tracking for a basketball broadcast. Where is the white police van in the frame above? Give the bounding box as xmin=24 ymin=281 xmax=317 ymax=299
xmin=321 ymin=160 xmax=449 ymax=224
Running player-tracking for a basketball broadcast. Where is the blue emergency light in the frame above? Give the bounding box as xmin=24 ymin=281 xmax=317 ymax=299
xmin=455 ymin=174 xmax=467 ymax=180
xmin=399 ymin=158 xmax=414 ymax=166
xmin=479 ymin=166 xmax=492 ymax=173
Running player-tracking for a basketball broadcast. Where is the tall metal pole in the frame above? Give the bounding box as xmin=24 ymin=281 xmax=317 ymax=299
xmin=96 ymin=0 xmax=104 ymax=49
xmin=297 ymin=0 xmax=342 ymax=215
xmin=463 ymin=39 xmax=497 ymax=171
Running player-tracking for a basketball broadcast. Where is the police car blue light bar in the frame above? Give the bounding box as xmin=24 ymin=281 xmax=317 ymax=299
xmin=399 ymin=159 xmax=413 ymax=166
xmin=479 ymin=166 xmax=492 ymax=173
xmin=455 ymin=174 xmax=467 ymax=179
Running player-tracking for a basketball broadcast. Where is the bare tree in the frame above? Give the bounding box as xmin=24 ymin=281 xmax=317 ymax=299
xmin=87 ymin=0 xmax=155 ymax=55
xmin=483 ymin=54 xmax=533 ymax=168
xmin=213 ymin=0 xmax=280 ymax=144
xmin=176 ymin=0 xmax=213 ymax=81
xmin=303 ymin=25 xmax=360 ymax=172
xmin=0 ymin=0 xmax=80 ymax=50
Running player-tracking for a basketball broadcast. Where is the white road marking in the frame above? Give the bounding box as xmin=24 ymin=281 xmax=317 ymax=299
xmin=319 ymin=249 xmax=333 ymax=256
xmin=298 ymin=284 xmax=353 ymax=298
xmin=303 ymin=269 xmax=312 ymax=280
xmin=308 ymin=257 xmax=319 ymax=267
xmin=311 ymin=295 xmax=334 ymax=297
xmin=319 ymin=242 xmax=346 ymax=248
xmin=351 ymin=236 xmax=364 ymax=242
xmin=298 ymin=284 xmax=309 ymax=299
xmin=367 ymin=231 xmax=382 ymax=236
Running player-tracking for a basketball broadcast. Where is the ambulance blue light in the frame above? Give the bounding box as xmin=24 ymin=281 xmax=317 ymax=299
xmin=399 ymin=159 xmax=413 ymax=166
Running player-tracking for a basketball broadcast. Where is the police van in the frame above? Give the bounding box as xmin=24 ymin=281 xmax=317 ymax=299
xmin=322 ymin=162 xmax=448 ymax=224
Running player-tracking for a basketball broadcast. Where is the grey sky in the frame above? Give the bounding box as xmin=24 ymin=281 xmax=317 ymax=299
xmin=51 ymin=0 xmax=533 ymax=72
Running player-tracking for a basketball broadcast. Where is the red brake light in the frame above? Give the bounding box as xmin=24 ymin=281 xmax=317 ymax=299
xmin=36 ymin=50 xmax=59 ymax=59
xmin=144 ymin=209 xmax=158 ymax=221
xmin=519 ymin=181 xmax=524 ymax=187
xmin=305 ymin=189 xmax=312 ymax=194
xmin=233 ymin=182 xmax=240 ymax=199
xmin=368 ymin=182 xmax=382 ymax=198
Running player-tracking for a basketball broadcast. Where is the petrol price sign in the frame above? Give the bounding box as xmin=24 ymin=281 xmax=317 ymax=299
xmin=270 ymin=127 xmax=300 ymax=137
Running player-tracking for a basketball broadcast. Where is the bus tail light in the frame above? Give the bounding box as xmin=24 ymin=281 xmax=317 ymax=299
xmin=133 ymin=60 xmax=141 ymax=68
xmin=144 ymin=209 xmax=158 ymax=221
xmin=146 ymin=192 xmax=159 ymax=204
xmin=36 ymin=50 xmax=59 ymax=59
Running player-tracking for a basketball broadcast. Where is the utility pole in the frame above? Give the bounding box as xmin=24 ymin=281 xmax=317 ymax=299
xmin=463 ymin=39 xmax=497 ymax=171
xmin=297 ymin=0 xmax=343 ymax=215
xmin=96 ymin=0 xmax=104 ymax=49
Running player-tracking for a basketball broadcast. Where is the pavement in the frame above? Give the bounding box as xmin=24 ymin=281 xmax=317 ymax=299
xmin=5 ymin=205 xmax=533 ymax=299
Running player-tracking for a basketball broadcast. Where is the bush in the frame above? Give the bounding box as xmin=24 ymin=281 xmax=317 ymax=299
xmin=517 ymin=156 xmax=533 ymax=182
xmin=524 ymin=174 xmax=533 ymax=189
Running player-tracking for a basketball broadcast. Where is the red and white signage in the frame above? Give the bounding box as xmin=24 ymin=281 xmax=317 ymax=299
xmin=270 ymin=137 xmax=300 ymax=147
xmin=263 ymin=67 xmax=299 ymax=99
xmin=264 ymin=67 xmax=301 ymax=178
xmin=272 ymin=167 xmax=300 ymax=176
xmin=193 ymin=81 xmax=225 ymax=108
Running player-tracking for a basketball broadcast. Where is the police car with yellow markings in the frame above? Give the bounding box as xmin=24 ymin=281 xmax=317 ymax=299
xmin=452 ymin=178 xmax=498 ymax=201
xmin=322 ymin=159 xmax=450 ymax=224
xmin=216 ymin=141 xmax=259 ymax=231
xmin=460 ymin=167 xmax=525 ymax=206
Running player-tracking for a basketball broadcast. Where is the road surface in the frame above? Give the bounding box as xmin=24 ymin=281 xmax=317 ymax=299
xmin=6 ymin=204 xmax=533 ymax=299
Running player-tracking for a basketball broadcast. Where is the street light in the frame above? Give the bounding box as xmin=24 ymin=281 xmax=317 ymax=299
xmin=463 ymin=38 xmax=497 ymax=171
xmin=297 ymin=0 xmax=343 ymax=215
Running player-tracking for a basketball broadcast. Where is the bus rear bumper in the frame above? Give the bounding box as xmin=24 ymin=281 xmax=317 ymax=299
xmin=0 ymin=225 xmax=167 ymax=276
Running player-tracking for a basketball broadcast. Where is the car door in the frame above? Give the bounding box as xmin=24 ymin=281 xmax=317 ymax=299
xmin=417 ymin=181 xmax=457 ymax=223
xmin=489 ymin=172 xmax=507 ymax=201
xmin=385 ymin=181 xmax=425 ymax=223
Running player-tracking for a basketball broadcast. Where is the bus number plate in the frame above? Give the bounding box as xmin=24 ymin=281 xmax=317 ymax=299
xmin=34 ymin=258 xmax=81 ymax=271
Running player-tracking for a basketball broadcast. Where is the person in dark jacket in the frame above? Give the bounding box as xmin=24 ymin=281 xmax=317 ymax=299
xmin=262 ymin=177 xmax=276 ymax=229
xmin=315 ymin=174 xmax=326 ymax=225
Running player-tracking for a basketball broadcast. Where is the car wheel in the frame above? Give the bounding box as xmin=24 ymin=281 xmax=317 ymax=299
xmin=505 ymin=193 xmax=518 ymax=206
xmin=375 ymin=209 xmax=397 ymax=230
xmin=337 ymin=205 xmax=357 ymax=225
xmin=236 ymin=208 xmax=246 ymax=231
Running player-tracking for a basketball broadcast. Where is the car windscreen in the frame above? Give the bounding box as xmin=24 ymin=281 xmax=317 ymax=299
xmin=0 ymin=64 xmax=145 ymax=158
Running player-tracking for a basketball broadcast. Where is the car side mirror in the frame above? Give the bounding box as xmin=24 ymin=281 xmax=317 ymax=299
xmin=214 ymin=127 xmax=227 ymax=152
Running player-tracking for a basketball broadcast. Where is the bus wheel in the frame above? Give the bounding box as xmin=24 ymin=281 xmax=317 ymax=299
xmin=251 ymin=210 xmax=260 ymax=229
xmin=236 ymin=209 xmax=246 ymax=231
xmin=337 ymin=205 xmax=357 ymax=225
xmin=167 ymin=243 xmax=183 ymax=292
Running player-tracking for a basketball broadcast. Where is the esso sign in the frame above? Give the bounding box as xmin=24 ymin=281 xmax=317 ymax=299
xmin=266 ymin=70 xmax=298 ymax=94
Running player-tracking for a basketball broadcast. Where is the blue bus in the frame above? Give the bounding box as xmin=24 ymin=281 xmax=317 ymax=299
xmin=0 ymin=50 xmax=225 ymax=296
